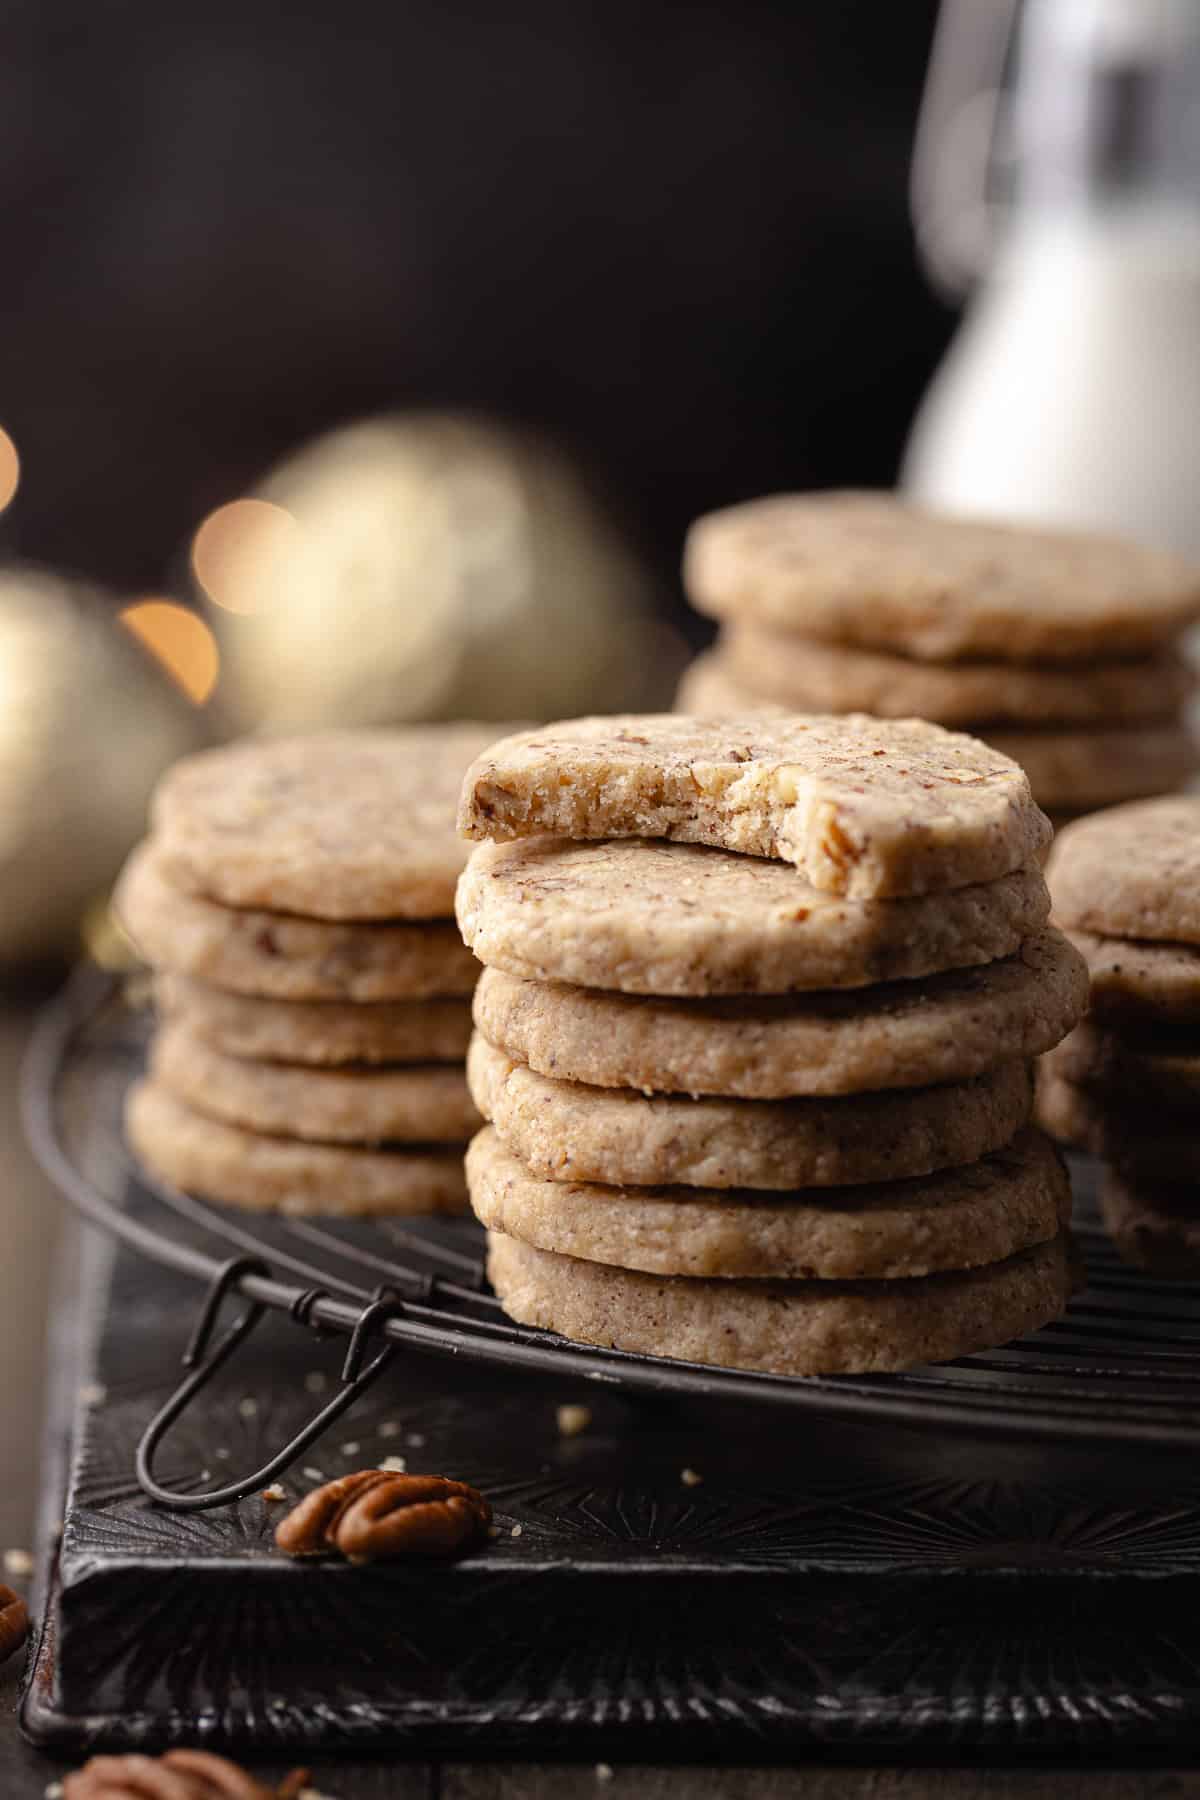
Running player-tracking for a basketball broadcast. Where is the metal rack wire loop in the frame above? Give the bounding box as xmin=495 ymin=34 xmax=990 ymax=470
xmin=136 ymin=1269 xmax=405 ymax=1511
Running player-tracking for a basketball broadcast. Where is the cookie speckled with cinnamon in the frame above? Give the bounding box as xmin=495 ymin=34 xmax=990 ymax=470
xmin=457 ymin=837 xmax=1049 ymax=996
xmin=151 ymin=725 xmax=507 ymax=919
xmin=458 ymin=713 xmax=1050 ymax=899
xmin=684 ymin=491 xmax=1200 ymax=662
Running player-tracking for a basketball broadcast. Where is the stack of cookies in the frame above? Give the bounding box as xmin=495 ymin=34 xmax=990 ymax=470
xmin=457 ymin=715 xmax=1089 ymax=1376
xmin=115 ymin=728 xmax=502 ymax=1217
xmin=1039 ymin=796 xmax=1200 ymax=1273
xmin=677 ymin=491 xmax=1200 ymax=827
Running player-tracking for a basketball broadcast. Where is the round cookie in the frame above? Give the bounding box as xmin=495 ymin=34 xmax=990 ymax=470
xmin=1065 ymin=929 xmax=1200 ymax=1027
xmin=984 ymin=724 xmax=1198 ymax=811
xmin=473 ymin=928 xmax=1088 ymax=1099
xmin=1036 ymin=1058 xmax=1200 ymax=1180
xmin=486 ymin=1230 xmax=1075 ymax=1376
xmin=674 ymin=664 xmax=1197 ymax=807
xmin=458 ymin=838 xmax=1050 ymax=997
xmin=468 ymin=1036 xmax=1034 ymax=1189
xmin=468 ymin=1125 xmax=1068 ymax=1281
xmin=115 ymin=845 xmax=478 ymax=1001
xmin=157 ymin=974 xmax=474 ymax=1066
xmin=126 ymin=1081 xmax=469 ymax=1216
xmin=151 ymin=1021 xmax=480 ymax=1144
xmin=1047 ymin=797 xmax=1200 ymax=943
xmin=151 ymin=725 xmax=504 ymax=919
xmin=1101 ymin=1172 xmax=1200 ymax=1277
xmin=683 ymin=491 xmax=1200 ymax=663
xmin=1034 ymin=1068 xmax=1102 ymax=1152
xmin=459 ymin=714 xmax=1050 ymax=901
xmin=1049 ymin=1020 xmax=1200 ymax=1112
xmin=720 ymin=625 xmax=1193 ymax=726
xmin=674 ymin=653 xmax=776 ymax=718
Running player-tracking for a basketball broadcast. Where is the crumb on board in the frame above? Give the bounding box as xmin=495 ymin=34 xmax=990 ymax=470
xmin=238 ymin=1396 xmax=259 ymax=1419
xmin=511 ymin=1524 xmax=523 ymax=1538
xmin=556 ymin=1403 xmax=592 ymax=1438
xmin=302 ymin=1467 xmax=326 ymax=1484
xmin=3 ymin=1549 xmax=33 ymax=1578
xmin=304 ymin=1371 xmax=328 ymax=1394
xmin=378 ymin=1420 xmax=401 ymax=1438
xmin=380 ymin=1455 xmax=407 ymax=1474
xmin=680 ymin=1468 xmax=703 ymax=1488
xmin=262 ymin=1483 xmax=287 ymax=1502
xmin=340 ymin=1442 xmax=360 ymax=1457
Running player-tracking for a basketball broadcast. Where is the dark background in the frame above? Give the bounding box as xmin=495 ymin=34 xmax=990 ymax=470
xmin=0 ymin=0 xmax=952 ymax=605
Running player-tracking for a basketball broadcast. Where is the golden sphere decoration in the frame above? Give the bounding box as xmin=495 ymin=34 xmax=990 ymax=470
xmin=201 ymin=412 xmax=682 ymax=731
xmin=0 ymin=569 xmax=205 ymax=964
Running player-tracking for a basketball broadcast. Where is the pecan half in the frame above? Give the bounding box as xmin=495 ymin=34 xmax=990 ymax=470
xmin=276 ymin=1468 xmax=491 ymax=1562
xmin=0 ymin=1583 xmax=28 ymax=1663
xmin=62 ymin=1749 xmax=308 ymax=1798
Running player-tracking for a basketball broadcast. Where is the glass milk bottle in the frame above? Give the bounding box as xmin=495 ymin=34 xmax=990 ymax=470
xmin=902 ymin=0 xmax=1200 ymax=562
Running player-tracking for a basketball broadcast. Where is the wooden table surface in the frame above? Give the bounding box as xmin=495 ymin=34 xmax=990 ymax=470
xmin=0 ymin=997 xmax=1196 ymax=1799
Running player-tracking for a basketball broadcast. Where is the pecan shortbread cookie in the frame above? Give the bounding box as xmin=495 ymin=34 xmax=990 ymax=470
xmin=126 ymin=1080 xmax=469 ymax=1216
xmin=1048 ymin=796 xmax=1200 ymax=943
xmin=486 ymin=1229 xmax=1075 ymax=1375
xmin=117 ymin=844 xmax=478 ymax=1000
xmin=1064 ymin=929 xmax=1200 ymax=1027
xmin=473 ymin=928 xmax=1087 ymax=1099
xmin=157 ymin=973 xmax=474 ymax=1065
xmin=468 ymin=1036 xmax=1032 ymax=1189
xmin=719 ymin=626 xmax=1193 ymax=726
xmin=683 ymin=491 xmax=1200 ymax=662
xmin=457 ymin=838 xmax=1049 ymax=996
xmin=151 ymin=725 xmax=505 ymax=919
xmin=151 ymin=1020 xmax=480 ymax=1144
xmin=468 ymin=1124 xmax=1069 ymax=1281
xmin=459 ymin=714 xmax=1050 ymax=899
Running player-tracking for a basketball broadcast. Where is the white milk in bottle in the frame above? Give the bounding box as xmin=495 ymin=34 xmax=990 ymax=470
xmin=903 ymin=0 xmax=1200 ymax=563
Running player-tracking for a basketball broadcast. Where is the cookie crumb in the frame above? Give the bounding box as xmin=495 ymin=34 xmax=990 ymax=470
xmin=380 ymin=1455 xmax=407 ymax=1474
xmin=262 ymin=1483 xmax=287 ymax=1502
xmin=511 ymin=1524 xmax=523 ymax=1538
xmin=596 ymin=1763 xmax=615 ymax=1783
xmin=215 ymin=1446 xmax=231 ymax=1460
xmin=43 ymin=1784 xmax=64 ymax=1799
xmin=3 ymin=1549 xmax=32 ymax=1578
xmin=340 ymin=1442 xmax=360 ymax=1457
xmin=680 ymin=1467 xmax=703 ymax=1488
xmin=304 ymin=1372 xmax=328 ymax=1395
xmin=78 ymin=1382 xmax=107 ymax=1407
xmin=302 ymin=1467 xmax=326 ymax=1484
xmin=407 ymin=1432 xmax=426 ymax=1448
xmin=238 ymin=1396 xmax=259 ymax=1419
xmin=377 ymin=1420 xmax=401 ymax=1438
xmin=556 ymin=1403 xmax=592 ymax=1438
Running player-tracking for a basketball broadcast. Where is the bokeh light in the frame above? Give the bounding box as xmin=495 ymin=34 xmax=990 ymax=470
xmin=0 ymin=427 xmax=20 ymax=513
xmin=119 ymin=599 xmax=220 ymax=705
xmin=190 ymin=497 xmax=297 ymax=613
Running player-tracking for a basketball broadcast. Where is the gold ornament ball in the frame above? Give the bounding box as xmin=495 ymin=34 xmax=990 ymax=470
xmin=0 ymin=569 xmax=205 ymax=965
xmin=199 ymin=412 xmax=684 ymax=731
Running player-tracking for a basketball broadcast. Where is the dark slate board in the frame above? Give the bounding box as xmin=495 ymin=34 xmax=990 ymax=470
xmin=20 ymin=1222 xmax=1200 ymax=1765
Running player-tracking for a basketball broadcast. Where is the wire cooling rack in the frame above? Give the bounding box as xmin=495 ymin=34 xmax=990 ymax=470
xmin=22 ymin=963 xmax=1200 ymax=1493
